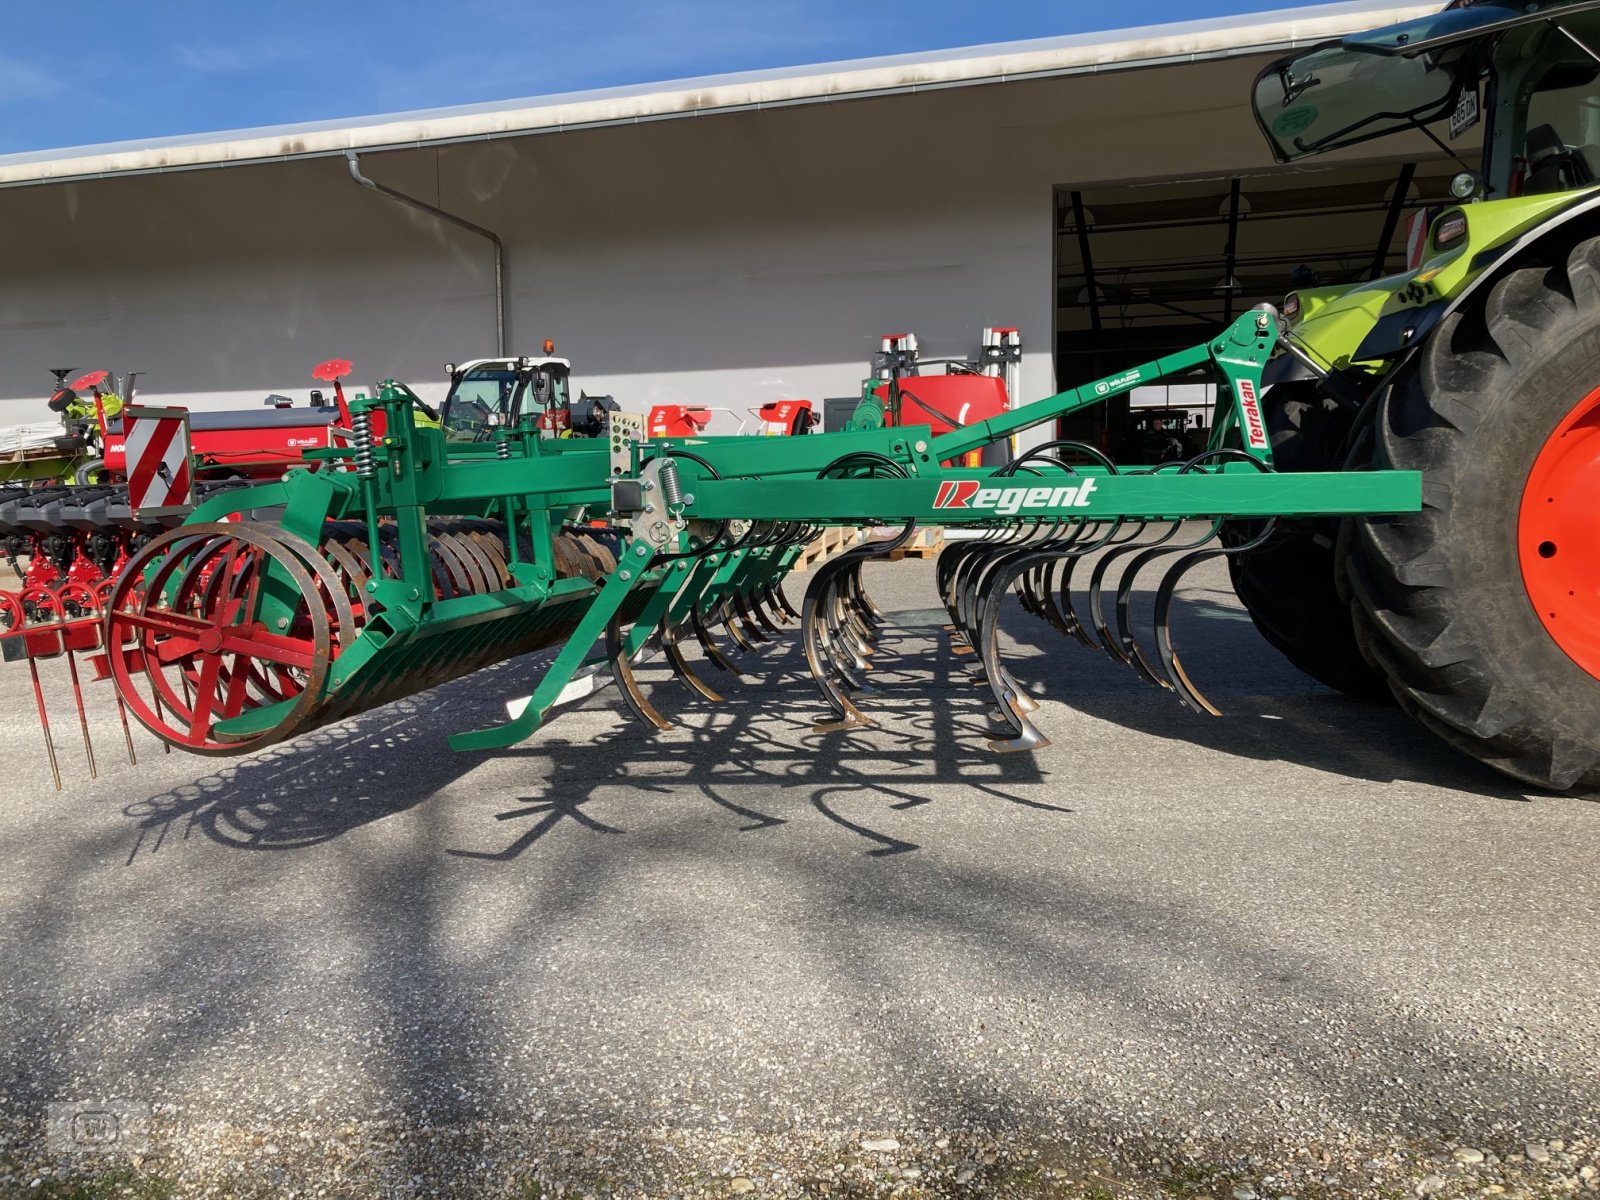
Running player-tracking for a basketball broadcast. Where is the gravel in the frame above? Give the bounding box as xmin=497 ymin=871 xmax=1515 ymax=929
xmin=0 ymin=555 xmax=1596 ymax=1198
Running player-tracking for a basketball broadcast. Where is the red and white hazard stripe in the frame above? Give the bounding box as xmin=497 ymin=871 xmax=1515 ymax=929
xmin=123 ymin=407 xmax=194 ymax=516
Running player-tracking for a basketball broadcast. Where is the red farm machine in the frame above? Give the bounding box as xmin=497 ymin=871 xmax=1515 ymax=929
xmin=3 ymin=0 xmax=1599 ymax=794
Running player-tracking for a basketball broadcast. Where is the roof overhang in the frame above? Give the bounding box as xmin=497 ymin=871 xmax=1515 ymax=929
xmin=0 ymin=0 xmax=1439 ymax=190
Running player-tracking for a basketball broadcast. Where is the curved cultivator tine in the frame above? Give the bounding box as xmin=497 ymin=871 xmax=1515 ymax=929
xmin=1106 ymin=521 xmax=1222 ymax=686
xmin=1151 ymin=518 xmax=1280 ymax=715
xmin=801 ymin=522 xmax=916 ymax=732
xmin=606 ymin=614 xmax=673 ymax=730
xmin=663 ymin=619 xmax=724 ymax=703
xmin=692 ymin=605 xmax=749 ymax=675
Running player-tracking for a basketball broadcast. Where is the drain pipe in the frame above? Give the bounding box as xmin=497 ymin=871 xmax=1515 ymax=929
xmin=345 ymin=149 xmax=506 ymax=355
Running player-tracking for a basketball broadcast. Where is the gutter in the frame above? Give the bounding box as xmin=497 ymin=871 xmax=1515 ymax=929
xmin=345 ymin=150 xmax=506 ymax=356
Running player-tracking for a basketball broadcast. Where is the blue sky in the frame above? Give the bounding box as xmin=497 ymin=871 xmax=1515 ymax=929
xmin=1 ymin=0 xmax=1326 ymax=155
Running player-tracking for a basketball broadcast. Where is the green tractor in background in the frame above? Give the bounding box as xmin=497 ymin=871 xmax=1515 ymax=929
xmin=1244 ymin=0 xmax=1600 ymax=790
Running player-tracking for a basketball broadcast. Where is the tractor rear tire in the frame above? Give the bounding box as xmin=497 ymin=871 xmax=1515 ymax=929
xmin=1343 ymin=239 xmax=1600 ymax=792
xmin=1228 ymin=386 xmax=1392 ymax=701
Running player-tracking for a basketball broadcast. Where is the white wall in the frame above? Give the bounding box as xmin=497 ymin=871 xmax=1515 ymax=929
xmin=0 ymin=53 xmax=1405 ymax=438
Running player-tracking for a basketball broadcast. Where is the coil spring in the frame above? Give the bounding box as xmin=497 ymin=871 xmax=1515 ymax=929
xmin=496 ymin=437 xmax=511 ymax=460
xmin=351 ymin=410 xmax=376 ymax=479
xmin=659 ymin=456 xmax=685 ymax=512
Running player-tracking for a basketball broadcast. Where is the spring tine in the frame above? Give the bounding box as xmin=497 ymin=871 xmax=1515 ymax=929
xmin=839 ymin=563 xmax=879 ymax=644
xmin=64 ymin=649 xmax=97 ymax=780
xmin=846 ymin=559 xmax=886 ymax=622
xmin=977 ymin=555 xmax=1051 ymax=753
xmin=758 ymin=583 xmax=792 ymax=625
xmin=747 ymin=585 xmax=784 ymax=635
xmin=27 ymin=659 xmax=62 ymax=791
xmin=605 ymin=613 xmax=672 ymax=730
xmin=819 ymin=572 xmax=873 ymax=688
xmin=663 ymin=620 xmax=724 ymax=702
xmin=802 ymin=562 xmax=872 ymax=732
xmin=1090 ymin=524 xmax=1175 ymax=665
xmin=730 ymin=591 xmax=771 ymax=645
xmin=1056 ymin=547 xmax=1100 ymax=647
xmin=767 ymin=581 xmax=800 ymax=622
xmin=692 ymin=605 xmax=751 ymax=675
xmin=754 ymin=587 xmax=788 ymax=631
xmin=1153 ymin=547 xmax=1227 ymax=716
xmin=833 ymin=582 xmax=876 ymax=663
xmin=1115 ymin=521 xmax=1222 ymax=686
xmin=1033 ymin=557 xmax=1078 ymax=640
xmin=720 ymin=599 xmax=760 ymax=652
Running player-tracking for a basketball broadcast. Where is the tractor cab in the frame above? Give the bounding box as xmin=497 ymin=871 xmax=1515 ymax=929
xmin=1249 ymin=0 xmax=1600 ymax=372
xmin=1254 ymin=0 xmax=1600 ymax=199
xmin=439 ymin=354 xmax=574 ymax=443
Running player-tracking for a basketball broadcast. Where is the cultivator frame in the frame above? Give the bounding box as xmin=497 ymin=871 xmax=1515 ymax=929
xmin=2 ymin=308 xmax=1420 ymax=780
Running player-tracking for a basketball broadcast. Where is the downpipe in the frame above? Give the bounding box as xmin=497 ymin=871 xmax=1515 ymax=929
xmin=345 ymin=150 xmax=506 ymax=355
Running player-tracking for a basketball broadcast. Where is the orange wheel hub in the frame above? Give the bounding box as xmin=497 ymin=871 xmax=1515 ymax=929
xmin=1519 ymin=385 xmax=1600 ymax=679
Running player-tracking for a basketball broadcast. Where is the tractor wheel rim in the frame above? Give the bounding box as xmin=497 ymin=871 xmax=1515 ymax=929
xmin=1519 ymin=383 xmax=1600 ymax=680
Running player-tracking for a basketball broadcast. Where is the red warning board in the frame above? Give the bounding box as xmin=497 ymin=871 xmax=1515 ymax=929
xmin=123 ymin=406 xmax=195 ymax=519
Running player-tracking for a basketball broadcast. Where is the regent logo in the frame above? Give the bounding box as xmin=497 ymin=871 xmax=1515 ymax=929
xmin=933 ymin=477 xmax=1099 ymax=515
xmin=1236 ymin=379 xmax=1269 ymax=449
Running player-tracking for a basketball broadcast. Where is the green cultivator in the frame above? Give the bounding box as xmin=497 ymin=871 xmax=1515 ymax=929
xmin=2 ymin=308 xmax=1422 ymax=777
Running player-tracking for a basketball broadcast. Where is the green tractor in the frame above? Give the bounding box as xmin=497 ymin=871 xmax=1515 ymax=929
xmin=1244 ymin=0 xmax=1600 ymax=790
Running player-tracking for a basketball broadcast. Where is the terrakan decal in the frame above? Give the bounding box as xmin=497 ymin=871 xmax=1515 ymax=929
xmin=1236 ymin=379 xmax=1269 ymax=450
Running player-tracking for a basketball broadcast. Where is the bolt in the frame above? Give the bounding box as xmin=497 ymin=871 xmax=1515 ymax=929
xmin=619 ymin=570 xmax=632 ymax=581
xmin=366 ymin=581 xmax=377 ymax=593
xmin=643 ymin=503 xmax=656 ymax=513
xmin=276 ymin=617 xmax=289 ymax=630
xmin=914 ymin=440 xmax=928 ymax=454
xmin=682 ymin=493 xmax=694 ymax=505
xmin=635 ymin=544 xmax=648 ymax=556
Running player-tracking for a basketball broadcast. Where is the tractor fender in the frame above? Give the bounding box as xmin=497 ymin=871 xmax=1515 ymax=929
xmin=1369 ymin=189 xmax=1600 ymax=372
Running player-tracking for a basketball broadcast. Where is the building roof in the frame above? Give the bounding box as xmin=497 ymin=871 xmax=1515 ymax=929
xmin=0 ymin=0 xmax=1436 ymax=189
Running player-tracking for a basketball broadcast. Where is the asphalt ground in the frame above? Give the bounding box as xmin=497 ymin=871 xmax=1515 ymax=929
xmin=0 ymin=554 xmax=1596 ymax=1198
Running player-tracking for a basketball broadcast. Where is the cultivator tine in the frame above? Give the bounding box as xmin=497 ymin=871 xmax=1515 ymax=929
xmin=663 ymin=619 xmax=723 ymax=702
xmin=655 ymin=558 xmax=727 ymax=703
xmin=606 ymin=613 xmax=672 ymax=730
xmin=1151 ymin=519 xmax=1280 ymax=716
xmin=801 ymin=522 xmax=918 ymax=731
xmin=1084 ymin=523 xmax=1159 ymax=664
xmin=803 ymin=572 xmax=873 ymax=732
xmin=843 ymin=561 xmax=884 ymax=625
xmin=692 ymin=605 xmax=749 ymax=675
xmin=746 ymin=585 xmax=784 ymax=635
xmin=765 ymin=581 xmax=800 ymax=622
xmin=1104 ymin=521 xmax=1223 ymax=687
xmin=722 ymin=598 xmax=761 ymax=652
xmin=1055 ymin=548 xmax=1101 ymax=647
xmin=975 ymin=551 xmax=1054 ymax=753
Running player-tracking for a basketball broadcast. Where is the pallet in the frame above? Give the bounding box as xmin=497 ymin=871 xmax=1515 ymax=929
xmin=791 ymin=526 xmax=944 ymax=571
xmin=791 ymin=526 xmax=865 ymax=572
xmin=879 ymin=527 xmax=944 ymax=562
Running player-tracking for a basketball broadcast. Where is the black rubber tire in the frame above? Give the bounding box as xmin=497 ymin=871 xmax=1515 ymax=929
xmin=1227 ymin=385 xmax=1393 ymax=701
xmin=1343 ymin=237 xmax=1600 ymax=792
